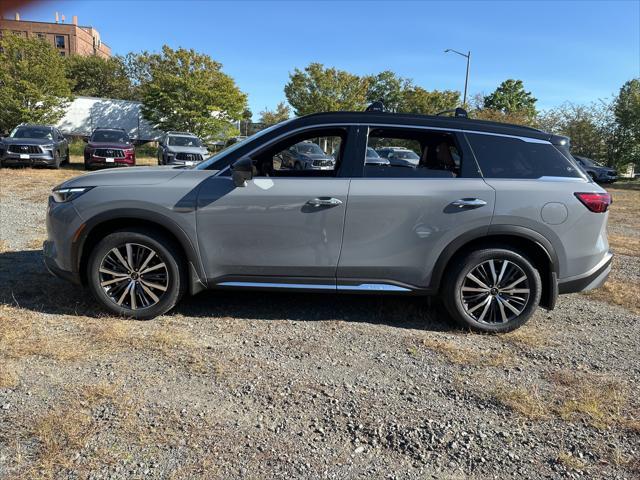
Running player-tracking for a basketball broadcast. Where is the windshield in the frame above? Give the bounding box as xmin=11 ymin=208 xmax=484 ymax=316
xmin=91 ymin=130 xmax=129 ymax=143
xmin=297 ymin=143 xmax=324 ymax=155
xmin=10 ymin=126 xmax=52 ymax=139
xmin=196 ymin=119 xmax=294 ymax=170
xmin=169 ymin=136 xmax=202 ymax=147
xmin=394 ymin=150 xmax=419 ymax=160
xmin=366 ymin=147 xmax=380 ymax=158
xmin=576 ymin=156 xmax=599 ymax=167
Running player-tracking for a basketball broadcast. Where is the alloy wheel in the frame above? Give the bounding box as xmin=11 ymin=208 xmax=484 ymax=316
xmin=461 ymin=259 xmax=530 ymax=324
xmin=98 ymin=243 xmax=169 ymax=310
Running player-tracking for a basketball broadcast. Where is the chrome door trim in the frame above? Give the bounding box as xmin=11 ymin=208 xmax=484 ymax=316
xmin=215 ymin=281 xmax=412 ymax=292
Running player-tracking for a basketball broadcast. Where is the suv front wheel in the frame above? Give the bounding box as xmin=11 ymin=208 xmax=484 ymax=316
xmin=442 ymin=248 xmax=542 ymax=333
xmin=87 ymin=228 xmax=186 ymax=319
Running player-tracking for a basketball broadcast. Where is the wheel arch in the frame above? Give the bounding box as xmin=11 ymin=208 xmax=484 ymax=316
xmin=430 ymin=226 xmax=559 ymax=310
xmin=75 ymin=209 xmax=207 ymax=295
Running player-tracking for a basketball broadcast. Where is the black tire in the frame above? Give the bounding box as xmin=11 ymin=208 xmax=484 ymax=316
xmin=51 ymin=150 xmax=61 ymax=169
xmin=441 ymin=248 xmax=542 ymax=333
xmin=87 ymin=228 xmax=186 ymax=320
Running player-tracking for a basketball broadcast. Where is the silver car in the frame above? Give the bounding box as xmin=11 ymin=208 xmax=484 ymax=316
xmin=44 ymin=109 xmax=612 ymax=333
xmin=157 ymin=131 xmax=208 ymax=166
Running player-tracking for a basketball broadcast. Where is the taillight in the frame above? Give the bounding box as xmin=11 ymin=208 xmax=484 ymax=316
xmin=574 ymin=192 xmax=612 ymax=213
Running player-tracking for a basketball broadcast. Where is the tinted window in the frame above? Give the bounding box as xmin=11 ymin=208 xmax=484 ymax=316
xmin=55 ymin=35 xmax=65 ymax=48
xmin=467 ymin=134 xmax=583 ymax=179
xmin=10 ymin=126 xmax=53 ymax=139
xmin=365 ymin=128 xmax=461 ymax=178
xmin=91 ymin=130 xmax=129 ymax=143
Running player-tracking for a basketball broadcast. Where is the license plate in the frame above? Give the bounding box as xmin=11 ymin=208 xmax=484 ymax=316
xmin=185 ymin=161 xmax=194 ymax=166
xmin=20 ymin=154 xmax=29 ymax=159
xmin=105 ymin=158 xmax=115 ymax=163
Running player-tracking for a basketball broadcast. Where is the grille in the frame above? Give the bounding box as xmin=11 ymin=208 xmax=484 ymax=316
xmin=609 ymin=171 xmax=618 ymax=176
xmin=312 ymin=159 xmax=334 ymax=167
xmin=94 ymin=148 xmax=125 ymax=158
xmin=175 ymin=152 xmax=202 ymax=162
xmin=8 ymin=144 xmax=41 ymax=154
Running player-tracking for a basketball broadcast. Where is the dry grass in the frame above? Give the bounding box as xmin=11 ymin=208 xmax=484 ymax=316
xmin=492 ymin=384 xmax=549 ymax=419
xmin=492 ymin=370 xmax=638 ymax=431
xmin=501 ymin=324 xmax=551 ymax=349
xmin=420 ymin=337 xmax=513 ymax=367
xmin=557 ymin=451 xmax=587 ymax=471
xmin=608 ymin=234 xmax=640 ymax=257
xmin=0 ymin=360 xmax=19 ymax=388
xmin=607 ymin=185 xmax=640 ymax=231
xmin=0 ymin=239 xmax=9 ymax=253
xmin=586 ymin=278 xmax=640 ymax=315
xmin=25 ymin=237 xmax=46 ymax=250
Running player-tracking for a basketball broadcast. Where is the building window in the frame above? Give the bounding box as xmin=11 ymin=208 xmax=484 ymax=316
xmin=36 ymin=33 xmax=46 ymax=39
xmin=55 ymin=35 xmax=65 ymax=49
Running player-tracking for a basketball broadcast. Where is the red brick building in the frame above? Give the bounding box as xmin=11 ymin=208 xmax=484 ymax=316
xmin=0 ymin=12 xmax=111 ymax=58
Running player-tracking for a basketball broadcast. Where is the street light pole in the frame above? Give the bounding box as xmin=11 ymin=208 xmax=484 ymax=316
xmin=445 ymin=49 xmax=471 ymax=107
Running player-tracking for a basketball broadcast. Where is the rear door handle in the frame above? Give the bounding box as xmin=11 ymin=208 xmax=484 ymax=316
xmin=307 ymin=197 xmax=343 ymax=207
xmin=450 ymin=198 xmax=487 ymax=209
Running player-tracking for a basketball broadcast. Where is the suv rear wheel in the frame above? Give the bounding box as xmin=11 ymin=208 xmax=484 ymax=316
xmin=442 ymin=248 xmax=542 ymax=333
xmin=87 ymin=228 xmax=186 ymax=319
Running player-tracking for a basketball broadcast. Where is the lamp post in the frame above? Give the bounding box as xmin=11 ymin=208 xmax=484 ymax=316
xmin=444 ymin=49 xmax=471 ymax=107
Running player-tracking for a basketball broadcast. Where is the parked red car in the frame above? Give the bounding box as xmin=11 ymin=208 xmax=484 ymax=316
xmin=84 ymin=128 xmax=135 ymax=170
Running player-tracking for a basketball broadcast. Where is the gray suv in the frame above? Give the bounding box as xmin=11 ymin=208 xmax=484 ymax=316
xmin=44 ymin=108 xmax=613 ymax=333
xmin=0 ymin=124 xmax=69 ymax=168
xmin=157 ymin=131 xmax=208 ymax=166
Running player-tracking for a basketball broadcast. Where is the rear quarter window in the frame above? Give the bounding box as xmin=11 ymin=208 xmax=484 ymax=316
xmin=467 ymin=133 xmax=582 ymax=179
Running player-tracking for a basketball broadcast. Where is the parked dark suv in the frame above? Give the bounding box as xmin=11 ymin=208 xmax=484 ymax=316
xmin=0 ymin=124 xmax=69 ymax=168
xmin=45 ymin=106 xmax=612 ymax=333
xmin=84 ymin=128 xmax=135 ymax=170
xmin=573 ymin=155 xmax=617 ymax=184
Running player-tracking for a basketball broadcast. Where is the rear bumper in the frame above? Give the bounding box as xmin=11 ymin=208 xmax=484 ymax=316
xmin=557 ymin=251 xmax=613 ymax=294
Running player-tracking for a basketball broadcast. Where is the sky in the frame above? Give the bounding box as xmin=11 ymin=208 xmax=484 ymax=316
xmin=12 ymin=0 xmax=640 ymax=118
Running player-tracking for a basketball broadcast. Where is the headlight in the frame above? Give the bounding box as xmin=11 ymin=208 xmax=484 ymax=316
xmin=52 ymin=186 xmax=94 ymax=203
xmin=41 ymin=144 xmax=55 ymax=150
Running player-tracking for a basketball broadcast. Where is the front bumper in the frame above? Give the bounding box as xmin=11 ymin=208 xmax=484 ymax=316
xmin=558 ymin=251 xmax=613 ymax=294
xmin=87 ymin=155 xmax=135 ymax=168
xmin=44 ymin=197 xmax=85 ymax=284
xmin=2 ymin=151 xmax=56 ymax=166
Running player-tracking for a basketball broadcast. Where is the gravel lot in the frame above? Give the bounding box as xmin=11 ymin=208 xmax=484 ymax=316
xmin=1 ymin=162 xmax=639 ymax=479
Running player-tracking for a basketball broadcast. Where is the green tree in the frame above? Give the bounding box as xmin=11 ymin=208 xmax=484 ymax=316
xmin=140 ymin=46 xmax=247 ymax=140
xmin=0 ymin=33 xmax=72 ymax=133
xmin=259 ymin=101 xmax=291 ymax=126
xmin=400 ymin=87 xmax=460 ymax=115
xmin=241 ymin=108 xmax=253 ymax=136
xmin=483 ymin=79 xmax=537 ymax=121
xmin=284 ymin=63 xmax=370 ymax=115
xmin=367 ymin=70 xmax=412 ymax=112
xmin=614 ymin=78 xmax=640 ymax=167
xmin=65 ymin=54 xmax=133 ymax=99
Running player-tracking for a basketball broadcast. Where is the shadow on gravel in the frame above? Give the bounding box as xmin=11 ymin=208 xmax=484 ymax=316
xmin=0 ymin=249 xmax=454 ymax=332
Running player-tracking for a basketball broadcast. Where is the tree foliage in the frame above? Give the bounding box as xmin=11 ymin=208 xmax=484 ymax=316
xmin=0 ymin=33 xmax=72 ymax=133
xmin=65 ymin=54 xmax=133 ymax=100
xmin=259 ymin=101 xmax=291 ymax=126
xmin=613 ymin=78 xmax=640 ymax=167
xmin=401 ymin=87 xmax=460 ymax=115
xmin=284 ymin=63 xmax=370 ymax=115
xmin=140 ymin=46 xmax=247 ymax=139
xmin=483 ymin=79 xmax=537 ymax=120
xmin=366 ymin=70 xmax=412 ymax=113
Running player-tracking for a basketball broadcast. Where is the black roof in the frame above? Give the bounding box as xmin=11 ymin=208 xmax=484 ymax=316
xmin=290 ymin=111 xmax=560 ymax=143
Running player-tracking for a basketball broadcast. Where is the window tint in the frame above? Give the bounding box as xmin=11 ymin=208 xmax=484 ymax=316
xmin=91 ymin=130 xmax=129 ymax=143
xmin=55 ymin=35 xmax=65 ymax=48
xmin=365 ymin=128 xmax=461 ymax=178
xmin=467 ymin=134 xmax=583 ymax=179
xmin=169 ymin=136 xmax=202 ymax=147
xmin=10 ymin=126 xmax=53 ymax=139
xmin=252 ymin=128 xmax=346 ymax=177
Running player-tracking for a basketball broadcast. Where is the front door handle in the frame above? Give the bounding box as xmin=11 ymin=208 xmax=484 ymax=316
xmin=450 ymin=198 xmax=487 ymax=209
xmin=307 ymin=197 xmax=343 ymax=207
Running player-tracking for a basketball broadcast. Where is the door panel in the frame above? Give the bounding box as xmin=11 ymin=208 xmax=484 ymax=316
xmin=196 ymin=176 xmax=350 ymax=281
xmin=338 ymin=178 xmax=496 ymax=288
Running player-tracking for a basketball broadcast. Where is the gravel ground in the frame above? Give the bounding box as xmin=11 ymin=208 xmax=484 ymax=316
xmin=1 ymin=166 xmax=639 ymax=479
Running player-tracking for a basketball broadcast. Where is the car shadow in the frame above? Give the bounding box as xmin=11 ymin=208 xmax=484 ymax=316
xmin=0 ymin=249 xmax=455 ymax=332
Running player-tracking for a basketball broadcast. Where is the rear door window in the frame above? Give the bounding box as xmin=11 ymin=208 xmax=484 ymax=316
xmin=467 ymin=133 xmax=582 ymax=179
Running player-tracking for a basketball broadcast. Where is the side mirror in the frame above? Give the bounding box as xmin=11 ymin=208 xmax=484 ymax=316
xmin=232 ymin=156 xmax=254 ymax=187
